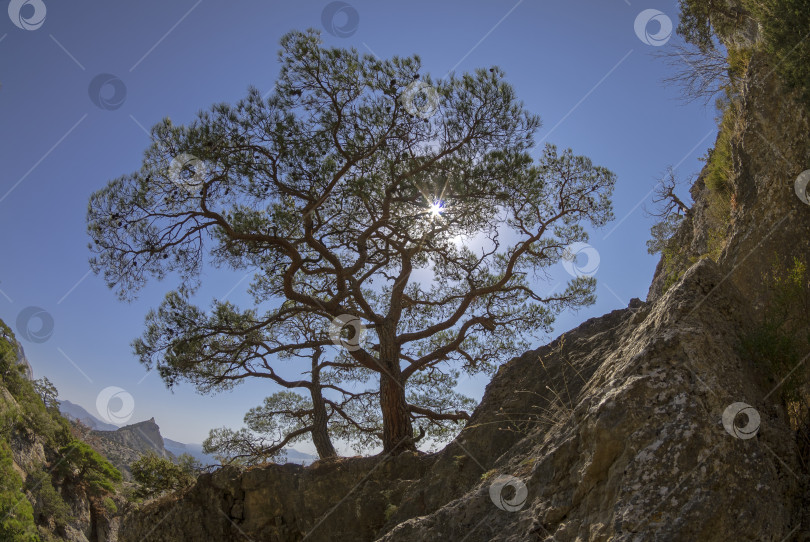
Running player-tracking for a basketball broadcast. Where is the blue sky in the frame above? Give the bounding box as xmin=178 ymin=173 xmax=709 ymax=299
xmin=0 ymin=0 xmax=716 ymax=449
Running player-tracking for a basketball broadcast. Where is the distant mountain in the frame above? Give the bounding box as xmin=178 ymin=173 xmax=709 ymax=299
xmin=59 ymin=398 xmax=317 ymax=468
xmin=164 ymin=438 xmax=317 ymax=466
xmin=284 ymin=448 xmax=317 ymax=465
xmin=58 ymin=399 xmax=119 ymax=431
xmin=78 ymin=417 xmax=174 ymax=479
xmin=163 ymin=438 xmax=216 ymax=465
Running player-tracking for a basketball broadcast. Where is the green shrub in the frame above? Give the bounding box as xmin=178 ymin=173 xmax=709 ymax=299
xmin=58 ymin=440 xmax=122 ymax=495
xmin=26 ymin=470 xmax=73 ymax=528
xmin=0 ymin=320 xmax=72 ymax=450
xmin=0 ymin=441 xmax=39 ymax=541
xmin=741 ymin=257 xmax=810 ymax=401
xmin=750 ymin=0 xmax=810 ymax=105
xmin=130 ymin=453 xmax=196 ymax=499
xmin=101 ymin=496 xmax=117 ymax=515
xmin=384 ymin=503 xmax=398 ymax=522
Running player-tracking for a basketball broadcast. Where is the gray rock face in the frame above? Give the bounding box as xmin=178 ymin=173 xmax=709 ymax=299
xmin=119 ymin=40 xmax=810 ymax=542
xmin=379 ymin=260 xmax=799 ymax=541
xmin=119 ymin=260 xmax=801 ymax=541
xmin=87 ymin=417 xmax=174 ymax=479
xmin=648 ymin=52 xmax=810 ymax=309
xmin=119 ymin=453 xmax=435 ymax=541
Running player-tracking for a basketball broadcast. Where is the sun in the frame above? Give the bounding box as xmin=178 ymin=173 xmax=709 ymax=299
xmin=429 ymin=200 xmax=445 ymax=218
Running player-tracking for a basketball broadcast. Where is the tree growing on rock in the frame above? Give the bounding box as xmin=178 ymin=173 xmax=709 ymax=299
xmin=88 ymin=29 xmax=615 ymax=454
xmin=645 ymin=167 xmax=691 ymax=255
xmin=130 ymin=452 xmax=198 ymax=499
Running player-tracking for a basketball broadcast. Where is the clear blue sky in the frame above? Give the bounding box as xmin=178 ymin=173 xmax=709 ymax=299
xmin=0 ymin=0 xmax=715 ymax=448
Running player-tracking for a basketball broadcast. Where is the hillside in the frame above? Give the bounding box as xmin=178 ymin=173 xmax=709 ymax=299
xmin=71 ymin=418 xmax=174 ymax=481
xmin=0 ymin=320 xmax=125 ymax=541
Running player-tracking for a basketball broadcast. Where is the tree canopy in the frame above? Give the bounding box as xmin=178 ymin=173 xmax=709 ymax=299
xmin=88 ymin=29 xmax=615 ymax=455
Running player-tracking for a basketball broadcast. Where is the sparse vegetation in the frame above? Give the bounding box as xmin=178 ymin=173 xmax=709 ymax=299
xmin=384 ymin=503 xmax=398 ymax=522
xmin=751 ymin=0 xmax=810 ymax=105
xmin=677 ymin=0 xmax=810 ymax=107
xmin=102 ymin=496 xmax=118 ymax=515
xmin=741 ymin=257 xmax=810 ymax=402
xmin=0 ymin=440 xmax=38 ymax=541
xmin=130 ymin=452 xmax=197 ymax=499
xmin=480 ymin=468 xmax=497 ymax=481
xmin=26 ymin=469 xmax=74 ymax=529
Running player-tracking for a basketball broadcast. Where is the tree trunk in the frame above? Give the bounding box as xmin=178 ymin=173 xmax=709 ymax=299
xmin=310 ymin=353 xmax=337 ymax=459
xmin=378 ymin=327 xmax=414 ymax=454
xmin=310 ymin=395 xmax=337 ymax=458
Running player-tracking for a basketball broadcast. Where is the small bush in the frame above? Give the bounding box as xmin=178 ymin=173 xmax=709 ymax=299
xmin=384 ymin=503 xmax=398 ymax=522
xmin=26 ymin=470 xmax=73 ymax=528
xmin=0 ymin=441 xmax=38 ymax=540
xmin=101 ymin=496 xmax=117 ymax=515
xmin=741 ymin=257 xmax=810 ymax=401
xmin=130 ymin=453 xmax=196 ymax=499
xmin=751 ymin=0 xmax=810 ymax=106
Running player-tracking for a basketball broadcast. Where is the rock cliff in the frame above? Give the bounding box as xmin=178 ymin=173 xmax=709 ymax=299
xmin=118 ymin=257 xmax=804 ymax=541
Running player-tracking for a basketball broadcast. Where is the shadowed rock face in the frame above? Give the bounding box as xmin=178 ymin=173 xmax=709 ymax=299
xmin=119 ymin=45 xmax=810 ymax=542
xmin=379 ymin=259 xmax=799 ymax=541
xmin=118 ymin=261 xmax=802 ymax=542
xmin=119 ymin=453 xmax=435 ymax=541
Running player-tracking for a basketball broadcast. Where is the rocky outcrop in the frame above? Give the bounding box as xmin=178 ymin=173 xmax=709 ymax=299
xmin=81 ymin=418 xmax=174 ymax=479
xmin=380 ymin=259 xmax=800 ymax=541
xmin=648 ymin=48 xmax=810 ymax=307
xmin=119 ymin=258 xmax=803 ymax=541
xmin=0 ymin=374 xmax=122 ymax=542
xmin=120 ymin=452 xmax=434 ymax=541
xmin=0 ymin=324 xmax=33 ymax=380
